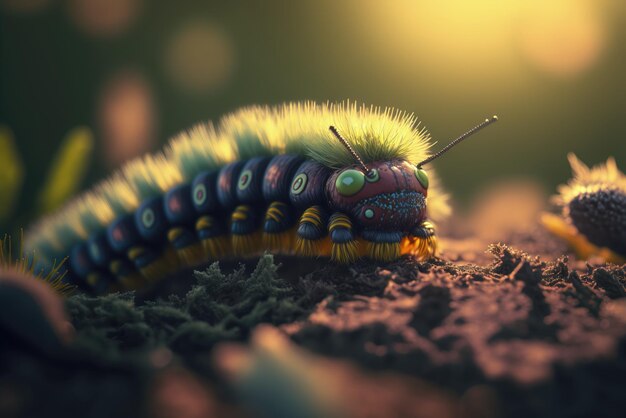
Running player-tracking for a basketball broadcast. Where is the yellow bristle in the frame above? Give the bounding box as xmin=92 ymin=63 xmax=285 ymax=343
xmin=295 ymin=235 xmax=332 ymax=257
xmin=295 ymin=236 xmax=320 ymax=257
xmin=118 ymin=273 xmax=146 ymax=291
xmin=366 ymin=241 xmax=401 ymax=262
xmin=400 ymin=235 xmax=438 ymax=260
xmin=165 ymin=123 xmax=237 ymax=181
xmin=202 ymin=236 xmax=230 ymax=260
xmin=175 ymin=241 xmax=208 ymax=267
xmin=97 ymin=174 xmax=141 ymax=213
xmin=138 ymin=248 xmax=180 ymax=282
xmin=110 ymin=259 xmax=146 ymax=290
xmin=263 ymin=227 xmax=297 ymax=254
xmin=128 ymin=246 xmax=180 ymax=282
xmin=121 ymin=154 xmax=184 ymax=199
xmin=331 ymin=240 xmax=359 ymax=264
xmin=232 ymin=231 xmax=263 ymax=257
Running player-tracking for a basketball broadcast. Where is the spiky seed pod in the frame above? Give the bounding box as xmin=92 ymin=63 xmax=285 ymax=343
xmin=543 ymin=153 xmax=626 ymax=262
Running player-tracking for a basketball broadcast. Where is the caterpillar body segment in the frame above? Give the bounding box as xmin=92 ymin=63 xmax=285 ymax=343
xmin=24 ymin=102 xmax=456 ymax=294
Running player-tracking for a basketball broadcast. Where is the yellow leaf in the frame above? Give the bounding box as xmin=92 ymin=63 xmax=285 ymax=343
xmin=0 ymin=126 xmax=24 ymax=222
xmin=38 ymin=127 xmax=94 ymax=214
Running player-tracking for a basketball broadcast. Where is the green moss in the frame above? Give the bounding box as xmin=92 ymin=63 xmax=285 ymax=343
xmin=65 ymin=254 xmax=318 ymax=360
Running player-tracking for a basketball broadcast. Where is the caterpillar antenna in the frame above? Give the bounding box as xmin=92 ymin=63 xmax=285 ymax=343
xmin=417 ymin=115 xmax=498 ymax=167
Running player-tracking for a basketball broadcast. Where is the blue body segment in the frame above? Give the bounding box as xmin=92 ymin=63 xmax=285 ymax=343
xmin=196 ymin=216 xmax=225 ymax=239
xmin=169 ymin=228 xmax=197 ymax=249
xmin=263 ymin=155 xmax=305 ymax=202
xmin=131 ymin=247 xmax=160 ymax=268
xmin=70 ymin=242 xmax=96 ymax=279
xmin=360 ymin=230 xmax=403 ymax=243
xmin=135 ymin=195 xmax=168 ymax=241
xmin=191 ymin=170 xmax=220 ymax=214
xmin=109 ymin=258 xmax=136 ymax=278
xmin=289 ymin=161 xmax=332 ymax=210
xmin=87 ymin=231 xmax=113 ymax=268
xmin=107 ymin=214 xmax=142 ymax=253
xmin=217 ymin=161 xmax=245 ymax=210
xmin=236 ymin=157 xmax=272 ymax=203
xmin=165 ymin=183 xmax=195 ymax=226
xmin=263 ymin=202 xmax=295 ymax=233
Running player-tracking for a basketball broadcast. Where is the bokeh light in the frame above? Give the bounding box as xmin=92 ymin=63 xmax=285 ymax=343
xmin=98 ymin=71 xmax=156 ymax=167
xmin=67 ymin=0 xmax=142 ymax=38
xmin=517 ymin=0 xmax=607 ymax=77
xmin=163 ymin=21 xmax=235 ymax=94
xmin=1 ymin=0 xmax=50 ymax=14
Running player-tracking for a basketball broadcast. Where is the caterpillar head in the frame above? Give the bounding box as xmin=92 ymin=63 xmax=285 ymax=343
xmin=327 ymin=160 xmax=429 ymax=232
xmin=326 ymin=116 xmax=498 ymax=233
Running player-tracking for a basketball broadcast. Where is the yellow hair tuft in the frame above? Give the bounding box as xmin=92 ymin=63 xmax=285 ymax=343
xmin=331 ymin=240 xmax=359 ymax=264
xmin=366 ymin=241 xmax=401 ymax=262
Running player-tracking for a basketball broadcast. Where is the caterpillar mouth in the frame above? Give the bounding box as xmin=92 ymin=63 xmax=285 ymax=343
xmin=353 ymin=190 xmax=426 ymax=231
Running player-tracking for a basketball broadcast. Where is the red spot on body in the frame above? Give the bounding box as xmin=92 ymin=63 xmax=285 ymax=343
xmin=113 ymin=227 xmax=124 ymax=242
xmin=169 ymin=197 xmax=181 ymax=213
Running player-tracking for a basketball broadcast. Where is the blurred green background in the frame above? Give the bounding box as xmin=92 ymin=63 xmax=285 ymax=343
xmin=1 ymin=0 xmax=625 ymax=232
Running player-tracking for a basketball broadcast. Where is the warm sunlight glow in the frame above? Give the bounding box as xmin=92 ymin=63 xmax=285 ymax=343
xmin=350 ymin=0 xmax=613 ymax=94
xmin=518 ymin=0 xmax=607 ymax=77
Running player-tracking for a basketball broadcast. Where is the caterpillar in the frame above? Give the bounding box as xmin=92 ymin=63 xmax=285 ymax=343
xmin=24 ymin=102 xmax=497 ymax=294
xmin=542 ymin=153 xmax=626 ymax=264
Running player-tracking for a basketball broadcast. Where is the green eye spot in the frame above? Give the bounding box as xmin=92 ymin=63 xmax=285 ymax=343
xmin=291 ymin=173 xmax=307 ymax=195
xmin=336 ymin=169 xmax=365 ymax=196
xmin=193 ymin=184 xmax=207 ymax=206
xmin=89 ymin=242 xmax=99 ymax=259
xmin=415 ymin=168 xmax=429 ymax=188
xmin=238 ymin=169 xmax=252 ymax=190
xmin=142 ymin=208 xmax=155 ymax=228
xmin=364 ymin=208 xmax=375 ymax=219
xmin=365 ymin=168 xmax=380 ymax=183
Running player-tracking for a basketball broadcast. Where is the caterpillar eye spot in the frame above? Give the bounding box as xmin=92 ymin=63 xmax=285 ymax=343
xmin=365 ymin=168 xmax=380 ymax=183
xmin=142 ymin=208 xmax=155 ymax=228
xmin=193 ymin=184 xmax=207 ymax=206
xmin=238 ymin=169 xmax=253 ymax=190
xmin=336 ymin=169 xmax=365 ymax=196
xmin=291 ymin=173 xmax=308 ymax=195
xmin=89 ymin=242 xmax=99 ymax=259
xmin=415 ymin=168 xmax=429 ymax=188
